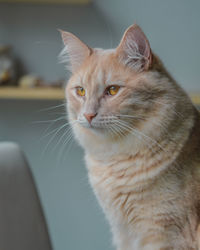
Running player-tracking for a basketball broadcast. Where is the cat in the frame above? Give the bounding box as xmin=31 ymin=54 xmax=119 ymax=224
xmin=59 ymin=24 xmax=200 ymax=250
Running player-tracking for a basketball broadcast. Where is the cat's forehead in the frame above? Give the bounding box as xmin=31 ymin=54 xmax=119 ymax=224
xmin=76 ymin=49 xmax=123 ymax=86
xmin=68 ymin=48 xmax=136 ymax=90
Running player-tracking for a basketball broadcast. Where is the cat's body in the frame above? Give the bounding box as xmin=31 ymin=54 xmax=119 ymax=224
xmin=60 ymin=24 xmax=200 ymax=249
xmin=86 ymin=107 xmax=200 ymax=250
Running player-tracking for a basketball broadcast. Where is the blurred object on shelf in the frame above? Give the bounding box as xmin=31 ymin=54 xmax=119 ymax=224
xmin=19 ymin=75 xmax=42 ymax=88
xmin=0 ymin=45 xmax=17 ymax=86
xmin=47 ymin=79 xmax=65 ymax=88
xmin=19 ymin=74 xmax=65 ymax=88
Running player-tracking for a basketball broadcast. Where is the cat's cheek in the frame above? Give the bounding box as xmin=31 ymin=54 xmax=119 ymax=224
xmin=67 ymin=104 xmax=77 ymax=122
xmin=67 ymin=88 xmax=83 ymax=111
xmin=67 ymin=98 xmax=82 ymax=122
xmin=72 ymin=124 xmax=90 ymax=149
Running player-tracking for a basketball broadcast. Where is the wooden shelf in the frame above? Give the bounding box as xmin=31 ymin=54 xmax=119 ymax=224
xmin=0 ymin=87 xmax=199 ymax=104
xmin=190 ymin=94 xmax=200 ymax=106
xmin=0 ymin=87 xmax=65 ymax=100
xmin=0 ymin=0 xmax=91 ymax=4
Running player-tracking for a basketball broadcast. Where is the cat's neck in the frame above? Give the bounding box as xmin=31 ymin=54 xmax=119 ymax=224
xmin=85 ymin=105 xmax=196 ymax=189
xmin=86 ymin=136 xmax=179 ymax=179
xmin=85 ymin=112 xmax=193 ymax=166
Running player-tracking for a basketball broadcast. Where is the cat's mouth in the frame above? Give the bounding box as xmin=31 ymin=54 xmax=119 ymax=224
xmin=77 ymin=116 xmax=116 ymax=131
xmin=76 ymin=114 xmax=135 ymax=135
xmin=79 ymin=120 xmax=108 ymax=130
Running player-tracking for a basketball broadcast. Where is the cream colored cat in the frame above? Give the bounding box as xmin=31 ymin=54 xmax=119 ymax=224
xmin=60 ymin=24 xmax=200 ymax=250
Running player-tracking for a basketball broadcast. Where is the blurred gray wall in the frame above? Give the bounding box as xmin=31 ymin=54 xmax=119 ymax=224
xmin=0 ymin=3 xmax=111 ymax=82
xmin=94 ymin=0 xmax=200 ymax=92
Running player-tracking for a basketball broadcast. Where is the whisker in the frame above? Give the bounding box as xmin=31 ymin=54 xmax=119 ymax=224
xmin=31 ymin=116 xmax=67 ymax=124
xmin=116 ymin=119 xmax=182 ymax=172
xmin=111 ymin=122 xmax=126 ymax=139
xmin=115 ymin=121 xmax=159 ymax=156
xmin=148 ymin=119 xmax=177 ymax=145
xmin=109 ymin=125 xmax=118 ymax=139
xmin=37 ymin=102 xmax=66 ymax=112
xmin=41 ymin=123 xmax=70 ymax=156
xmin=117 ymin=114 xmax=176 ymax=144
xmin=40 ymin=120 xmax=76 ymax=157
xmin=52 ymin=124 xmax=72 ymax=153
xmin=57 ymin=128 xmax=75 ymax=163
xmin=41 ymin=120 xmax=71 ymax=139
xmin=115 ymin=119 xmax=166 ymax=153
xmin=40 ymin=116 xmax=69 ymax=140
xmin=150 ymin=99 xmax=184 ymax=119
xmin=47 ymin=112 xmax=68 ymax=116
xmin=117 ymin=114 xmax=145 ymax=118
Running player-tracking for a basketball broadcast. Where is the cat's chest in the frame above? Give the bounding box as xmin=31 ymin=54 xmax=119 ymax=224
xmin=87 ymin=156 xmax=170 ymax=248
xmin=86 ymin=154 xmax=163 ymax=222
xmin=86 ymin=155 xmax=199 ymax=249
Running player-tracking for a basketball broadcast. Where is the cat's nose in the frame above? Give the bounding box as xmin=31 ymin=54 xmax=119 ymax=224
xmin=84 ymin=113 xmax=97 ymax=124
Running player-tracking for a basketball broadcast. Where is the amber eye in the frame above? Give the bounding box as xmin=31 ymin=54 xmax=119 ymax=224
xmin=76 ymin=87 xmax=85 ymax=97
xmin=106 ymin=85 xmax=120 ymax=96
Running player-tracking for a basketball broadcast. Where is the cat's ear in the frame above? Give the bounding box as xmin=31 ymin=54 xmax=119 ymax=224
xmin=59 ymin=30 xmax=92 ymax=73
xmin=116 ymin=24 xmax=152 ymax=71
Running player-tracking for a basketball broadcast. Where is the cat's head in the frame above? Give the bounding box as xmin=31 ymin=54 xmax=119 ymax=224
xmin=59 ymin=24 xmax=186 ymax=152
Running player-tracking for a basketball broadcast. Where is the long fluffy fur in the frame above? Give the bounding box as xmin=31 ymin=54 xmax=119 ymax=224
xmin=61 ymin=25 xmax=200 ymax=250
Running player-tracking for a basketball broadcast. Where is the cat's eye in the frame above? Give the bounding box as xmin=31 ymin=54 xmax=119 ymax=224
xmin=76 ymin=87 xmax=85 ymax=97
xmin=105 ymin=85 xmax=120 ymax=96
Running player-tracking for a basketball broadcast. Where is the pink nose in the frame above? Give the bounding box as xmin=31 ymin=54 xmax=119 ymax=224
xmin=84 ymin=113 xmax=97 ymax=123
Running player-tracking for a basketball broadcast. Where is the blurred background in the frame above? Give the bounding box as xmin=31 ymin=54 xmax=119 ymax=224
xmin=0 ymin=0 xmax=199 ymax=250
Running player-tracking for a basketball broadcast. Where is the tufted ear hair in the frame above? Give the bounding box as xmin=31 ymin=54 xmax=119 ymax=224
xmin=59 ymin=30 xmax=92 ymax=73
xmin=116 ymin=24 xmax=152 ymax=71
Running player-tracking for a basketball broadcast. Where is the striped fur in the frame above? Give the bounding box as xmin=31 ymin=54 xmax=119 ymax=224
xmin=61 ymin=24 xmax=200 ymax=249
